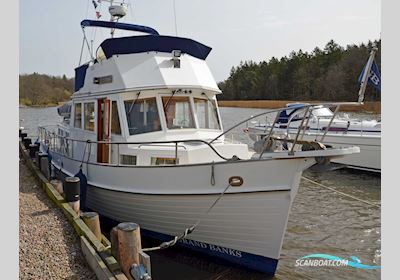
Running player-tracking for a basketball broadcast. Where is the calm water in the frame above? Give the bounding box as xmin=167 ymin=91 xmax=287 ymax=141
xmin=19 ymin=107 xmax=381 ymax=280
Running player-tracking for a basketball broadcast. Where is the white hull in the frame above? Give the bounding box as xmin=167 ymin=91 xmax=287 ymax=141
xmin=47 ymin=144 xmax=357 ymax=273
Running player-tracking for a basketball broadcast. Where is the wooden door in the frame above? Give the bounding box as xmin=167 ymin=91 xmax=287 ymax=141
xmin=97 ymin=99 xmax=111 ymax=163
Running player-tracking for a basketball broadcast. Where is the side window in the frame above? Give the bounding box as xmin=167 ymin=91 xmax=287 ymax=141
xmin=193 ymin=98 xmax=221 ymax=130
xmin=151 ymin=157 xmax=178 ymax=165
xmin=111 ymin=101 xmax=121 ymax=135
xmin=74 ymin=103 xmax=82 ymax=128
xmin=124 ymin=98 xmax=161 ymax=135
xmin=162 ymin=97 xmax=195 ymax=129
xmin=84 ymin=103 xmax=95 ymax=131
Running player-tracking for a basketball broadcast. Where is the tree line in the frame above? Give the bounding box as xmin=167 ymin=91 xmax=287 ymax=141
xmin=19 ymin=73 xmax=74 ymax=106
xmin=218 ymin=39 xmax=381 ymax=102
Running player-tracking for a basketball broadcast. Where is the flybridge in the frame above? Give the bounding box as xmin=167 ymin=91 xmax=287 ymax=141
xmin=75 ymin=19 xmax=213 ymax=92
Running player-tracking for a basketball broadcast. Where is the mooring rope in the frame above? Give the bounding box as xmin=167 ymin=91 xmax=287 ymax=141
xmin=301 ymin=176 xmax=380 ymax=208
xmin=142 ymin=182 xmax=232 ymax=252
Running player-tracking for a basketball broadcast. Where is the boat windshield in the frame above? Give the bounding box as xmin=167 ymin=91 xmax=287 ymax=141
xmin=162 ymin=97 xmax=195 ymax=129
xmin=124 ymin=97 xmax=162 ymax=135
xmin=312 ymin=107 xmax=334 ymax=117
xmin=193 ymin=98 xmax=221 ymax=130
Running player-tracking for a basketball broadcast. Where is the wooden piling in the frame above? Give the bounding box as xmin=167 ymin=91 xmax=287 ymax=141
xmin=40 ymin=154 xmax=50 ymax=180
xmin=81 ymin=212 xmax=102 ymax=241
xmin=110 ymin=227 xmax=120 ymax=263
xmin=23 ymin=138 xmax=31 ymax=149
xmin=29 ymin=143 xmax=39 ymax=158
xmin=117 ymin=222 xmax=142 ymax=280
xmin=20 ymin=132 xmax=27 ymax=140
xmin=50 ymin=179 xmax=64 ymax=196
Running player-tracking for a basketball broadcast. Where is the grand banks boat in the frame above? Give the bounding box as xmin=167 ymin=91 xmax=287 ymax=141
xmin=37 ymin=4 xmax=359 ymax=275
xmin=245 ymin=48 xmax=381 ymax=173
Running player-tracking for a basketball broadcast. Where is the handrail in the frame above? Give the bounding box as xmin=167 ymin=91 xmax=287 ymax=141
xmin=209 ymin=102 xmax=361 ymax=145
xmin=38 ymin=126 xmax=230 ymax=162
xmin=38 ymin=101 xmax=362 ymax=167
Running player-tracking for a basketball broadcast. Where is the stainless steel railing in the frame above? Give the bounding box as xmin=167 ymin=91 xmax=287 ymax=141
xmin=38 ymin=102 xmax=361 ymax=167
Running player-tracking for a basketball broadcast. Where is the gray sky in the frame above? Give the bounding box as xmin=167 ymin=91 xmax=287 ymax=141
xmin=20 ymin=0 xmax=380 ymax=83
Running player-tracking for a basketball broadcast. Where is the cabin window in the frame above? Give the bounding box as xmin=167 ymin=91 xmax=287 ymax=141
xmin=151 ymin=157 xmax=178 ymax=165
xmin=74 ymin=103 xmax=82 ymax=128
xmin=120 ymin=155 xmax=137 ymax=165
xmin=111 ymin=101 xmax=121 ymax=135
xmin=124 ymin=97 xmax=161 ymax=135
xmin=84 ymin=102 xmax=95 ymax=131
xmin=162 ymin=97 xmax=195 ymax=129
xmin=193 ymin=98 xmax=221 ymax=130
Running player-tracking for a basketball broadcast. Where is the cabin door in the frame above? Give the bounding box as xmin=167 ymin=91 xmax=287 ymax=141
xmin=97 ymin=98 xmax=111 ymax=163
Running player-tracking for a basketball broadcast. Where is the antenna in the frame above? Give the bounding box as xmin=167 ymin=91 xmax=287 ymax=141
xmin=173 ymin=0 xmax=178 ymax=36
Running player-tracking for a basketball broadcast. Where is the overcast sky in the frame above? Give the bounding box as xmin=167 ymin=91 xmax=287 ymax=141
xmin=20 ymin=0 xmax=380 ymax=83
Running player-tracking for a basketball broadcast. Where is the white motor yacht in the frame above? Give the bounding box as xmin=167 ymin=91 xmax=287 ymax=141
xmin=37 ymin=5 xmax=359 ymax=275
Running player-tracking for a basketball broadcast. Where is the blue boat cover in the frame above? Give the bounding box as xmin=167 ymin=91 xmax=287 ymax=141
xmin=100 ymin=35 xmax=212 ymax=60
xmin=278 ymin=103 xmax=306 ymax=123
xmin=81 ymin=19 xmax=159 ymax=35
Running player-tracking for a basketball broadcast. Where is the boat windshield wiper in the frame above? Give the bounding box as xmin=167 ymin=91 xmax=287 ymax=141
xmin=163 ymin=89 xmax=179 ymax=112
xmin=126 ymin=92 xmax=141 ymax=128
xmin=127 ymin=92 xmax=141 ymax=115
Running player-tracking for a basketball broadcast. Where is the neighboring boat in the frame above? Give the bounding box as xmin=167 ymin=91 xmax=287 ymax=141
xmin=36 ymin=5 xmax=359 ymax=275
xmin=245 ymin=49 xmax=381 ymax=173
xmin=245 ymin=103 xmax=381 ymax=172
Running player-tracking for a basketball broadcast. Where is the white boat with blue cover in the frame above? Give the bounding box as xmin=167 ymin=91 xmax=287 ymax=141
xmin=245 ymin=48 xmax=381 ymax=173
xmin=246 ymin=103 xmax=381 ymax=172
xmin=37 ymin=9 xmax=359 ymax=275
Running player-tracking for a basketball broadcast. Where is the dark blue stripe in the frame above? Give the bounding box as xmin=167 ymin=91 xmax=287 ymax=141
xmin=256 ymin=126 xmax=380 ymax=134
xmin=140 ymin=228 xmax=278 ymax=275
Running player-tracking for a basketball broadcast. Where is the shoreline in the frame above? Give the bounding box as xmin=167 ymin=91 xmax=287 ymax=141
xmin=217 ymin=100 xmax=381 ymax=113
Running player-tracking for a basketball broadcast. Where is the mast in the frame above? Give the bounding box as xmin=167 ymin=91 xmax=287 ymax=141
xmin=357 ymin=47 xmax=378 ymax=103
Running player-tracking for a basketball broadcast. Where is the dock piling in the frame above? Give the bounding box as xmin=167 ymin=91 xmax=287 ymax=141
xmin=29 ymin=143 xmax=39 ymax=158
xmin=64 ymin=177 xmax=80 ymax=214
xmin=40 ymin=153 xmax=50 ymax=180
xmin=50 ymin=179 xmax=64 ymax=196
xmin=23 ymin=138 xmax=31 ymax=149
xmin=81 ymin=212 xmax=102 ymax=241
xmin=110 ymin=227 xmax=120 ymax=263
xmin=20 ymin=132 xmax=27 ymax=140
xmin=116 ymin=222 xmax=151 ymax=280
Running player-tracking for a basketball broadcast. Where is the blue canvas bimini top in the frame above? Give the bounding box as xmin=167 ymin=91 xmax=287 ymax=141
xmin=99 ymin=35 xmax=212 ymax=60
